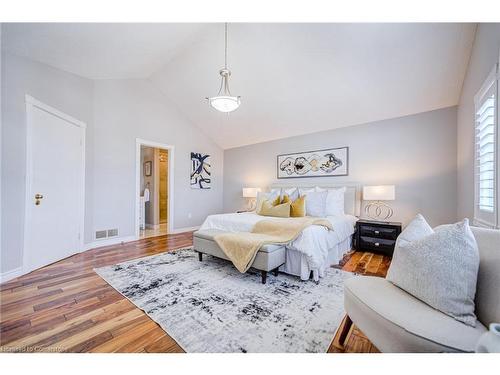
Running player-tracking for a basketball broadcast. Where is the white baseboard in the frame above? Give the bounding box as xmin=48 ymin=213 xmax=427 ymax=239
xmin=0 ymin=266 xmax=25 ymax=283
xmin=169 ymin=226 xmax=200 ymax=234
xmin=83 ymin=235 xmax=137 ymax=251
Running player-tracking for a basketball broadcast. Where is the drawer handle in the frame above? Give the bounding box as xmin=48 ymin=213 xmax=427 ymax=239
xmin=374 ymin=242 xmax=380 ymax=247
xmin=374 ymin=230 xmax=380 ymax=234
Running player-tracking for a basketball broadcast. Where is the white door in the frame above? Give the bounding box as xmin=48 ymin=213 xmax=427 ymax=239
xmin=24 ymin=96 xmax=85 ymax=273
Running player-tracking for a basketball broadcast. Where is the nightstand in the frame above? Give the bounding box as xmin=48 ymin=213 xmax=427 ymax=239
xmin=354 ymin=219 xmax=402 ymax=256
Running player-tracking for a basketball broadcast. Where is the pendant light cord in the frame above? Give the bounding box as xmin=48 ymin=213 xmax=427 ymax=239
xmin=224 ymin=22 xmax=228 ymax=69
xmin=221 ymin=22 xmax=230 ymax=95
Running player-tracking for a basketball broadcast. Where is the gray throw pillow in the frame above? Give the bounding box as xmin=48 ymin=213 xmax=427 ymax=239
xmin=387 ymin=214 xmax=434 ymax=287
xmin=394 ymin=213 xmax=433 ymax=248
xmin=387 ymin=218 xmax=480 ymax=327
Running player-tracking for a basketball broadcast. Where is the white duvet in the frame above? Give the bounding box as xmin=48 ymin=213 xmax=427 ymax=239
xmin=199 ymin=212 xmax=357 ymax=271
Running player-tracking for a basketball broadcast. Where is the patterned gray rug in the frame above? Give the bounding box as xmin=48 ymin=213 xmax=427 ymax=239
xmin=95 ymin=247 xmax=353 ymax=353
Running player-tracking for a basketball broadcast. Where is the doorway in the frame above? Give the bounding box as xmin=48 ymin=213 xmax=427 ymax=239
xmin=135 ymin=139 xmax=174 ymax=239
xmin=23 ymin=96 xmax=86 ymax=273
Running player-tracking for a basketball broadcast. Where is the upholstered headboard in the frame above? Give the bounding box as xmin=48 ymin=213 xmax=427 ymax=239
xmin=268 ymin=183 xmax=361 ymax=217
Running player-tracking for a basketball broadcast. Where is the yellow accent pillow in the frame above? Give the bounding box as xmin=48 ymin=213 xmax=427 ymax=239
xmin=257 ymin=195 xmax=282 ymax=214
xmin=271 ymin=195 xmax=281 ymax=206
xmin=280 ymin=194 xmax=306 ymax=217
xmin=290 ymin=195 xmax=306 ymax=217
xmin=258 ymin=200 xmax=291 ymax=218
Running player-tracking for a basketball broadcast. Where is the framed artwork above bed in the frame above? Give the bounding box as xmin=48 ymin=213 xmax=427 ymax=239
xmin=277 ymin=147 xmax=348 ymax=179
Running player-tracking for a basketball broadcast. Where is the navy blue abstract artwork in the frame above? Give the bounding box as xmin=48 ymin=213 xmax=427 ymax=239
xmin=190 ymin=152 xmax=211 ymax=189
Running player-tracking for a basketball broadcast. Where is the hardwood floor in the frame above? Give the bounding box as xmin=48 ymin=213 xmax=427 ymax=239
xmin=0 ymin=232 xmax=390 ymax=353
xmin=328 ymin=250 xmax=391 ymax=353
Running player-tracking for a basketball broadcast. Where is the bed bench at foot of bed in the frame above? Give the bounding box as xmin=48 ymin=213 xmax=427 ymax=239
xmin=193 ymin=229 xmax=286 ymax=284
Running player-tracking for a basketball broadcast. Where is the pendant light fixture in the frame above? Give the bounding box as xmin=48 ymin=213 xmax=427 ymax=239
xmin=206 ymin=23 xmax=241 ymax=113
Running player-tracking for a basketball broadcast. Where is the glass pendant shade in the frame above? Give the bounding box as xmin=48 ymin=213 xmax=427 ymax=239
xmin=208 ymin=95 xmax=241 ymax=113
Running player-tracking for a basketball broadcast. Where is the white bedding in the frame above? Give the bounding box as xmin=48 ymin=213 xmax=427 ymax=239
xmin=199 ymin=212 xmax=357 ymax=278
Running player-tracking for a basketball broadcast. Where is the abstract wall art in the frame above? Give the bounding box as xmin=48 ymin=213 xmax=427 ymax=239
xmin=191 ymin=152 xmax=211 ymax=189
xmin=277 ymin=147 xmax=348 ymax=179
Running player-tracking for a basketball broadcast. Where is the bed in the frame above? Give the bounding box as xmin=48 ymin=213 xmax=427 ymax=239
xmin=199 ymin=184 xmax=361 ymax=281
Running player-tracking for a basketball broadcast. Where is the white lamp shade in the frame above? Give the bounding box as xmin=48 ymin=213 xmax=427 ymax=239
xmin=242 ymin=187 xmax=261 ymax=198
xmin=363 ymin=185 xmax=395 ymax=201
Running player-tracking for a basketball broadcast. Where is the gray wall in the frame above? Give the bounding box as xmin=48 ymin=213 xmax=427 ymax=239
xmin=457 ymin=24 xmax=500 ymax=220
xmin=91 ymin=79 xmax=223 ymax=238
xmin=223 ymin=107 xmax=458 ymax=227
xmin=1 ymin=52 xmax=224 ymax=274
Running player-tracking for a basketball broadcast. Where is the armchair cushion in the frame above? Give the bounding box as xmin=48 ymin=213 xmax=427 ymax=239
xmin=344 ymin=276 xmax=487 ymax=352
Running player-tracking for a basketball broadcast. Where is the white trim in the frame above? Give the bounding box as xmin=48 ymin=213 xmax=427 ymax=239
xmin=25 ymin=95 xmax=86 ymax=128
xmin=473 ymin=63 xmax=499 ymax=228
xmin=23 ymin=95 xmax=86 ymax=274
xmin=474 ymin=64 xmax=499 ymax=105
xmin=473 ymin=218 xmax=498 ymax=229
xmin=135 ymin=139 xmax=175 ymax=240
xmin=0 ymin=266 xmax=25 ymax=284
xmin=83 ymin=235 xmax=137 ymax=251
xmin=169 ymin=226 xmax=200 ymax=234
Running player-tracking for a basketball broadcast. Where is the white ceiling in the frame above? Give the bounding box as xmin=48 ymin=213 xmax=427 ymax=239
xmin=151 ymin=23 xmax=476 ymax=149
xmin=2 ymin=23 xmax=476 ymax=149
xmin=1 ymin=23 xmax=207 ymax=79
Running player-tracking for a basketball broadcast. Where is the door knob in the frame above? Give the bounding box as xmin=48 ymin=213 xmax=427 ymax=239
xmin=35 ymin=194 xmax=44 ymax=205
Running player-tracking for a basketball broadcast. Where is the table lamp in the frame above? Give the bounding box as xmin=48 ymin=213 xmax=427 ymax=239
xmin=242 ymin=187 xmax=261 ymax=211
xmin=363 ymin=185 xmax=395 ymax=221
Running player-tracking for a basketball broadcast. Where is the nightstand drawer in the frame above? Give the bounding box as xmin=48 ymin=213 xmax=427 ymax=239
xmin=359 ymin=236 xmax=396 ymax=253
xmin=359 ymin=225 xmax=399 ymax=240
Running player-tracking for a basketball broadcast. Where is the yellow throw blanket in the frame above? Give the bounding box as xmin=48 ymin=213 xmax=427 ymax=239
xmin=214 ymin=217 xmax=333 ymax=273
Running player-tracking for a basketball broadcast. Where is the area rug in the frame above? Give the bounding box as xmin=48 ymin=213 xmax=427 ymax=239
xmin=94 ymin=247 xmax=354 ymax=353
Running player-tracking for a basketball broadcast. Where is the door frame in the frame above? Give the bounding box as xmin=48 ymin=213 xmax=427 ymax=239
xmin=135 ymin=139 xmax=175 ymax=238
xmin=23 ymin=95 xmax=86 ymax=274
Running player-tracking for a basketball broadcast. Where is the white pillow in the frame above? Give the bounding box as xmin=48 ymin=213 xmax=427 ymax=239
xmin=316 ymin=187 xmax=346 ymax=216
xmin=270 ymin=188 xmax=281 ymax=196
xmin=298 ymin=187 xmax=315 ymax=196
xmin=387 ymin=218 xmax=480 ymax=327
xmin=301 ymin=190 xmax=327 ymax=217
xmin=395 ymin=213 xmax=433 ymax=247
xmin=282 ymin=187 xmax=299 ymax=202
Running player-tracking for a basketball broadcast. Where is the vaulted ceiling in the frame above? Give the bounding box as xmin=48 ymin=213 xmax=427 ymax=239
xmin=2 ymin=23 xmax=207 ymax=79
xmin=2 ymin=23 xmax=476 ymax=149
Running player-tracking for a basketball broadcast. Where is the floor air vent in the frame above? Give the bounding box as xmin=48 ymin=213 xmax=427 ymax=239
xmin=107 ymin=229 xmax=118 ymax=237
xmin=95 ymin=230 xmax=107 ymax=240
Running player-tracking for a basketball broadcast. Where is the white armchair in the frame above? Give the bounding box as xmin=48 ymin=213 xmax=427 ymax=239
xmin=340 ymin=226 xmax=500 ymax=352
